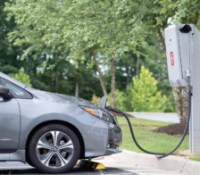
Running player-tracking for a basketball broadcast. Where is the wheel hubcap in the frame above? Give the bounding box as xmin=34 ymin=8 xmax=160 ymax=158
xmin=36 ymin=131 xmax=74 ymax=168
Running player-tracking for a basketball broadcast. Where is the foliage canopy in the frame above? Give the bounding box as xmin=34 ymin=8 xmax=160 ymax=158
xmin=1 ymin=0 xmax=198 ymax=111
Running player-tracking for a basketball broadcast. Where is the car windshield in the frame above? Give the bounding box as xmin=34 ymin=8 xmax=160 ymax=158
xmin=0 ymin=72 xmax=28 ymax=89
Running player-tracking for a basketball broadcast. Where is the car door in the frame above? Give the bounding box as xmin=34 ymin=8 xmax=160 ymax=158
xmin=0 ymin=78 xmax=21 ymax=152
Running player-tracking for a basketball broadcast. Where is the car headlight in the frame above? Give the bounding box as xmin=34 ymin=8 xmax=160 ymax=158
xmin=83 ymin=107 xmax=99 ymax=117
xmin=80 ymin=106 xmax=115 ymax=123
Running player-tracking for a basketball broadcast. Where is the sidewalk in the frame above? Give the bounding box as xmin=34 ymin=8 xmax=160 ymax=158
xmin=128 ymin=112 xmax=180 ymax=123
xmin=97 ymin=150 xmax=200 ymax=175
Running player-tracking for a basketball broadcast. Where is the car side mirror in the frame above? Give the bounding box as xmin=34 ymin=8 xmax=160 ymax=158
xmin=0 ymin=86 xmax=10 ymax=98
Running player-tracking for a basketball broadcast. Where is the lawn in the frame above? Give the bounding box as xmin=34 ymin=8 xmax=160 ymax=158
xmin=190 ymin=156 xmax=200 ymax=162
xmin=117 ymin=117 xmax=189 ymax=154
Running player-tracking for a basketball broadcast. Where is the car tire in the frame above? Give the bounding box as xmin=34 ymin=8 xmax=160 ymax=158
xmin=28 ymin=124 xmax=81 ymax=173
xmin=26 ymin=155 xmax=34 ymax=167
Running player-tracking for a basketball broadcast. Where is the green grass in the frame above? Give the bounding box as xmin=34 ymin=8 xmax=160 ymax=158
xmin=190 ymin=156 xmax=200 ymax=162
xmin=117 ymin=117 xmax=189 ymax=153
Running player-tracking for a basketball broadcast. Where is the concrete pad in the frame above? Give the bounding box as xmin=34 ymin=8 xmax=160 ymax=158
xmin=96 ymin=150 xmax=189 ymax=175
xmin=97 ymin=150 xmax=199 ymax=175
xmin=182 ymin=160 xmax=200 ymax=175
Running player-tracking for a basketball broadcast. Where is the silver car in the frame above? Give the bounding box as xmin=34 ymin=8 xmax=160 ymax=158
xmin=0 ymin=72 xmax=122 ymax=173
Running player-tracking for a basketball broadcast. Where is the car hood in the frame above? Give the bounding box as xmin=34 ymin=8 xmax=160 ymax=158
xmin=26 ymin=87 xmax=98 ymax=108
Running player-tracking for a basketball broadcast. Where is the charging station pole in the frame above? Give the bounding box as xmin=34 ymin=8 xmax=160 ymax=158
xmin=189 ymin=26 xmax=200 ymax=155
xmin=165 ymin=24 xmax=200 ymax=155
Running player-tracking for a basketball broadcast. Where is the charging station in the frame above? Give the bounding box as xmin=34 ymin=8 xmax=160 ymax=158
xmin=107 ymin=24 xmax=200 ymax=158
xmin=165 ymin=24 xmax=200 ymax=155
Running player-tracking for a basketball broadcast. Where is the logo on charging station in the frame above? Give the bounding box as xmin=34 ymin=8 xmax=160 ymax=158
xmin=170 ymin=51 xmax=174 ymax=66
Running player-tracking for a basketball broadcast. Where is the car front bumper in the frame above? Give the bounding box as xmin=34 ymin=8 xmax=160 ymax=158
xmin=105 ymin=122 xmax=122 ymax=155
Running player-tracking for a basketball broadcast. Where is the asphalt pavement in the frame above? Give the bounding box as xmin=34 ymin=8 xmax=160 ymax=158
xmin=0 ymin=151 xmax=188 ymax=175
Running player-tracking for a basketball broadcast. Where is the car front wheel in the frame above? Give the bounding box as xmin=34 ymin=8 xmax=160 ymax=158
xmin=28 ymin=124 xmax=81 ymax=173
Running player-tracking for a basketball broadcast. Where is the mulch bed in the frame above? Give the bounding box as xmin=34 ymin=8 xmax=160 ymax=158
xmin=155 ymin=123 xmax=188 ymax=135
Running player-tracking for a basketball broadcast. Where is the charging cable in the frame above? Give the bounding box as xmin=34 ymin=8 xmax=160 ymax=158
xmin=106 ymin=85 xmax=192 ymax=158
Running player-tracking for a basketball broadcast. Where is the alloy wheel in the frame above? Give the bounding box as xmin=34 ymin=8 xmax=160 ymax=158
xmin=36 ymin=130 xmax=74 ymax=168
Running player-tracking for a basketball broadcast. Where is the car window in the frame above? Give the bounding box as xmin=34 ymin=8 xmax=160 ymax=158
xmin=0 ymin=78 xmax=32 ymax=99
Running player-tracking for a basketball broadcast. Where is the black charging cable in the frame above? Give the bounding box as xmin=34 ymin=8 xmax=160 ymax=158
xmin=106 ymin=86 xmax=192 ymax=158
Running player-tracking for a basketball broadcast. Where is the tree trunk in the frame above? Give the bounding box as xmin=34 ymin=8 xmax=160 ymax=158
xmin=55 ymin=70 xmax=58 ymax=92
xmin=136 ymin=54 xmax=140 ymax=75
xmin=75 ymin=82 xmax=79 ymax=98
xmin=111 ymin=58 xmax=116 ymax=108
xmin=126 ymin=65 xmax=129 ymax=86
xmin=157 ymin=26 xmax=166 ymax=51
xmin=93 ymin=53 xmax=108 ymax=98
xmin=173 ymin=87 xmax=189 ymax=124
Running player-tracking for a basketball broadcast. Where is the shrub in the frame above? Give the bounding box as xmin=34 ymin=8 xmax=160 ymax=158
xmin=91 ymin=94 xmax=101 ymax=105
xmin=11 ymin=68 xmax=32 ymax=86
xmin=129 ymin=66 xmax=167 ymax=112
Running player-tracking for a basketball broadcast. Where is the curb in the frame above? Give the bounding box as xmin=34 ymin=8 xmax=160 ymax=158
xmin=122 ymin=150 xmax=200 ymax=175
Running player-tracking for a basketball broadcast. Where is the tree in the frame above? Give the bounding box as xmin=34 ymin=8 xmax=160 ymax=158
xmin=0 ymin=0 xmax=22 ymax=74
xmin=174 ymin=0 xmax=200 ymax=27
xmin=5 ymin=0 xmax=181 ymax=108
xmin=5 ymin=0 xmax=146 ymax=107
